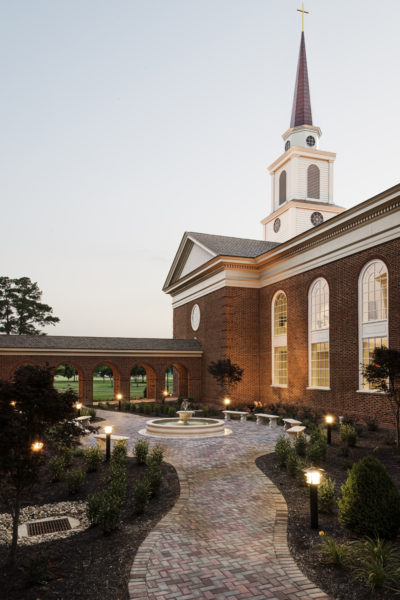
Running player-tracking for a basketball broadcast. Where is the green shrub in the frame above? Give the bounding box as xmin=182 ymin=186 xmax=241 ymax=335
xmin=364 ymin=415 xmax=379 ymax=431
xmin=294 ymin=433 xmax=307 ymax=457
xmin=49 ymin=455 xmax=66 ymax=482
xmin=134 ymin=439 xmax=149 ymax=464
xmin=202 ymin=405 xmax=209 ymax=418
xmin=306 ymin=437 xmax=327 ymax=463
xmin=85 ymin=447 xmax=103 ymax=472
xmin=145 ymin=465 xmax=163 ymax=496
xmin=349 ymin=537 xmax=400 ymax=591
xmin=338 ymin=456 xmax=400 ymax=539
xmin=87 ymin=491 xmax=104 ymax=525
xmin=168 ymin=406 xmax=176 ymax=417
xmin=317 ymin=533 xmax=349 ymax=566
xmin=147 ymin=444 xmax=164 ymax=467
xmin=97 ymin=492 xmax=122 ymax=535
xmin=57 ymin=444 xmax=74 ymax=467
xmin=132 ymin=478 xmax=151 ymax=514
xmin=112 ymin=440 xmax=128 ymax=462
xmin=318 ymin=476 xmax=336 ymax=513
xmin=340 ymin=423 xmax=357 ymax=447
xmin=74 ymin=448 xmax=85 ymax=457
xmin=81 ymin=407 xmax=96 ymax=419
xmin=310 ymin=426 xmax=326 ymax=443
xmin=275 ymin=435 xmax=292 ymax=467
xmin=286 ymin=449 xmax=299 ymax=477
xmin=67 ymin=468 xmax=86 ymax=494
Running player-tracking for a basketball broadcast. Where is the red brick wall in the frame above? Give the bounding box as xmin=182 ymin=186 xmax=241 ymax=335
xmin=173 ymin=288 xmax=227 ymax=403
xmin=174 ymin=237 xmax=400 ymax=424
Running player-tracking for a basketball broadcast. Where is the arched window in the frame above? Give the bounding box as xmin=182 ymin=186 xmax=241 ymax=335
xmin=272 ymin=291 xmax=287 ymax=386
xmin=359 ymin=260 xmax=388 ymax=390
xmin=279 ymin=170 xmax=287 ymax=205
xmin=307 ymin=164 xmax=320 ymax=199
xmin=309 ymin=278 xmax=329 ymax=388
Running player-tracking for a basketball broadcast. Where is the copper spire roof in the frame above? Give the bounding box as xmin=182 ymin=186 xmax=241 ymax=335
xmin=290 ymin=32 xmax=313 ymax=128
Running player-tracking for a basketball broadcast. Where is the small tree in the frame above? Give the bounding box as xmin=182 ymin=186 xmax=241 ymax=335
xmin=362 ymin=347 xmax=400 ymax=447
xmin=0 ymin=365 xmax=76 ymax=565
xmin=207 ymin=358 xmax=243 ymax=400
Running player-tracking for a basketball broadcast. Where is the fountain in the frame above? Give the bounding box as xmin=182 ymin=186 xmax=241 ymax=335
xmin=142 ymin=400 xmax=229 ymax=438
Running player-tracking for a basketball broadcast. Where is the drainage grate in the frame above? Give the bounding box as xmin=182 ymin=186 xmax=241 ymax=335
xmin=27 ymin=518 xmax=71 ymax=537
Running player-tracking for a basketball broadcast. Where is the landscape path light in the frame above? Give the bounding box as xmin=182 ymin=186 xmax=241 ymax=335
xmin=162 ymin=389 xmax=168 ymax=404
xmin=75 ymin=401 xmax=82 ymax=417
xmin=325 ymin=414 xmax=334 ymax=445
xmin=224 ymin=397 xmax=231 ymax=408
xmin=303 ymin=467 xmax=325 ymax=530
xmin=31 ymin=441 xmax=44 ymax=453
xmin=104 ymin=425 xmax=113 ymax=461
xmin=116 ymin=393 xmax=123 ymax=412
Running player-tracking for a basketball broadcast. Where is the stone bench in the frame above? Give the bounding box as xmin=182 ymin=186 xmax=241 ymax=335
xmin=93 ymin=434 xmax=130 ymax=449
xmin=222 ymin=410 xmax=249 ymax=423
xmin=254 ymin=413 xmax=280 ymax=428
xmin=74 ymin=415 xmax=91 ymax=427
xmin=282 ymin=418 xmax=302 ymax=430
xmin=286 ymin=425 xmax=306 ymax=444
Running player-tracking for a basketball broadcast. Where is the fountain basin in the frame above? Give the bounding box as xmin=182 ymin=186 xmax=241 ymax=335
xmin=144 ymin=417 xmax=227 ymax=438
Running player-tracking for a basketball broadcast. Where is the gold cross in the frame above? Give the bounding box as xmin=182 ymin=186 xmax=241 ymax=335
xmin=297 ymin=2 xmax=309 ymax=32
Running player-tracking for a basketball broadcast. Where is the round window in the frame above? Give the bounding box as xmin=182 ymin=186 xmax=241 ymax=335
xmin=191 ymin=304 xmax=200 ymax=331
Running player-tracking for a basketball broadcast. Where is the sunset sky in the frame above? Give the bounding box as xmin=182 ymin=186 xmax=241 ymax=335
xmin=2 ymin=0 xmax=399 ymax=338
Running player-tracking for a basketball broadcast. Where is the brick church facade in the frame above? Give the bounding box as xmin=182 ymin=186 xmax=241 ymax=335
xmin=164 ymin=32 xmax=400 ymax=425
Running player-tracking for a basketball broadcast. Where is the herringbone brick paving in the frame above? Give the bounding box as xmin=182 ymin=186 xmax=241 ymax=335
xmin=89 ymin=412 xmax=329 ymax=600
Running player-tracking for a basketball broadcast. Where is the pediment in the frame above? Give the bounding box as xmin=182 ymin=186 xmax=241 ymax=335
xmin=163 ymin=234 xmax=216 ymax=290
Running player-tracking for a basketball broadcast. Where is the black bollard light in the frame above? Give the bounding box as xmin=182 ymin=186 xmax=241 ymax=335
xmin=325 ymin=414 xmax=334 ymax=445
xmin=105 ymin=425 xmax=113 ymax=461
xmin=76 ymin=401 xmax=82 ymax=417
xmin=116 ymin=393 xmax=123 ymax=411
xmin=304 ymin=467 xmax=324 ymax=529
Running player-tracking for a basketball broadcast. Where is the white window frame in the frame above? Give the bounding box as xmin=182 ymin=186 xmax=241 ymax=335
xmin=358 ymin=260 xmax=389 ymax=392
xmin=271 ymin=290 xmax=288 ymax=387
xmin=308 ymin=278 xmax=330 ymax=389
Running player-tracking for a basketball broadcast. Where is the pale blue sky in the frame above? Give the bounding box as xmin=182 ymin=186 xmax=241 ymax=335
xmin=1 ymin=1 xmax=399 ymax=338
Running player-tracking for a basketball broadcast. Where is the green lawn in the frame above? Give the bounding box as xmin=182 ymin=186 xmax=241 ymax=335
xmin=54 ymin=375 xmax=174 ymax=402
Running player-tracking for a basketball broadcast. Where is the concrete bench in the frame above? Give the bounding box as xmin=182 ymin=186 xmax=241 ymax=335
xmin=254 ymin=413 xmax=280 ymax=428
xmin=222 ymin=410 xmax=249 ymax=423
xmin=286 ymin=425 xmax=306 ymax=444
xmin=74 ymin=416 xmax=91 ymax=427
xmin=283 ymin=418 xmax=302 ymax=430
xmin=93 ymin=434 xmax=130 ymax=449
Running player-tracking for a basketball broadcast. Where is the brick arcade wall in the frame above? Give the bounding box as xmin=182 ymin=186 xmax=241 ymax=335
xmin=173 ymin=237 xmax=400 ymax=424
xmin=0 ymin=354 xmax=202 ymax=404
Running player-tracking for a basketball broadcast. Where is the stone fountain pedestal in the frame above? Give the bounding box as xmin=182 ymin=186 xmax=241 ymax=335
xmin=177 ymin=410 xmax=195 ymax=424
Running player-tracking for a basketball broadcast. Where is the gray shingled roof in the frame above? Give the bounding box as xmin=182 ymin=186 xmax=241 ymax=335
xmin=187 ymin=232 xmax=279 ymax=258
xmin=0 ymin=335 xmax=202 ymax=351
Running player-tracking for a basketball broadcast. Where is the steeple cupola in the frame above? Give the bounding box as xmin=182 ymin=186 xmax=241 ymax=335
xmin=261 ymin=6 xmax=345 ymax=243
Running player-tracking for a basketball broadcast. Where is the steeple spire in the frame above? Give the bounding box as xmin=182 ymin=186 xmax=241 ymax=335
xmin=290 ymin=32 xmax=313 ymax=128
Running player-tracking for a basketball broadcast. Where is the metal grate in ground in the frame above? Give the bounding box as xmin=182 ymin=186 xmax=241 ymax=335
xmin=27 ymin=517 xmax=71 ymax=537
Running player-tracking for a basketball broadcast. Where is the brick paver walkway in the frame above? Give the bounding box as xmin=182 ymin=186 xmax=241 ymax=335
xmin=90 ymin=412 xmax=329 ymax=600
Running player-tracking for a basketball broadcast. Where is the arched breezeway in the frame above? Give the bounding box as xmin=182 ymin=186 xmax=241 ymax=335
xmin=0 ymin=336 xmax=202 ymax=405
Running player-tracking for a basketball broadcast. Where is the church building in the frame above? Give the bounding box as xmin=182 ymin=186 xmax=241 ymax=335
xmin=163 ymin=27 xmax=400 ymax=424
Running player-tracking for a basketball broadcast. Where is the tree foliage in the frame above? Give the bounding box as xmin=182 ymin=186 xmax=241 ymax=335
xmin=0 ymin=276 xmax=59 ymax=335
xmin=0 ymin=365 xmax=77 ymax=564
xmin=207 ymin=358 xmax=243 ymax=398
xmin=362 ymin=347 xmax=400 ymax=447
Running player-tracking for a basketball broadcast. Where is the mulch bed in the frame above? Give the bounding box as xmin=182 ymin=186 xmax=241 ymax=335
xmin=0 ymin=453 xmax=180 ymax=600
xmin=256 ymin=427 xmax=400 ymax=600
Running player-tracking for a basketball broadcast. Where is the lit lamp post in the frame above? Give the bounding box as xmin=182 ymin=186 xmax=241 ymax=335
xmin=223 ymin=397 xmax=231 ymax=409
xmin=75 ymin=401 xmax=82 ymax=417
xmin=116 ymin=393 xmax=123 ymax=412
xmin=162 ymin=389 xmax=168 ymax=404
xmin=104 ymin=425 xmax=113 ymax=461
xmin=31 ymin=441 xmax=44 ymax=453
xmin=304 ymin=467 xmax=324 ymax=529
